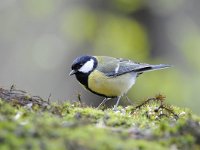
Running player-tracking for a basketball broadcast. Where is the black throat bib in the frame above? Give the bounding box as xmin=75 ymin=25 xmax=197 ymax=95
xmin=75 ymin=72 xmax=90 ymax=88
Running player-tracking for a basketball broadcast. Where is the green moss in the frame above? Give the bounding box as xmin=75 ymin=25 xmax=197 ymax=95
xmin=0 ymin=97 xmax=200 ymax=150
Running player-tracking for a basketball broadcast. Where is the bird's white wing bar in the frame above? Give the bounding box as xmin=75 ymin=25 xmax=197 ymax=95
xmin=115 ymin=63 xmax=120 ymax=74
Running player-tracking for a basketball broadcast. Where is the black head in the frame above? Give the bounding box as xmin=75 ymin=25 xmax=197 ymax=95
xmin=69 ymin=55 xmax=97 ymax=76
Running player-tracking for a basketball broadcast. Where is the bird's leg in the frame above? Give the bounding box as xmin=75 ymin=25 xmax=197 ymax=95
xmin=113 ymin=96 xmax=121 ymax=111
xmin=125 ymin=95 xmax=134 ymax=105
xmin=97 ymin=98 xmax=110 ymax=109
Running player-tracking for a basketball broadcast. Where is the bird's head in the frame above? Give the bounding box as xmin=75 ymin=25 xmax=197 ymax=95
xmin=69 ymin=55 xmax=97 ymax=76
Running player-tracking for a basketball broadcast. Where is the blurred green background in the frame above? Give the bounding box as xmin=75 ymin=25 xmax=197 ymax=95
xmin=0 ymin=0 xmax=200 ymax=113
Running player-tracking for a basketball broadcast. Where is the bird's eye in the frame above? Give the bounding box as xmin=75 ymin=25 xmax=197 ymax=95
xmin=78 ymin=64 xmax=82 ymax=68
xmin=75 ymin=63 xmax=83 ymax=69
xmin=79 ymin=63 xmax=85 ymax=67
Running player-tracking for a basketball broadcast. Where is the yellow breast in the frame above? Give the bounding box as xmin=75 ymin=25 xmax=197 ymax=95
xmin=88 ymin=70 xmax=136 ymax=97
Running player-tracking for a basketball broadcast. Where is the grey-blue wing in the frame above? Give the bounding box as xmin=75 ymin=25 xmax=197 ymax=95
xmin=106 ymin=59 xmax=152 ymax=77
xmin=96 ymin=56 xmax=152 ymax=77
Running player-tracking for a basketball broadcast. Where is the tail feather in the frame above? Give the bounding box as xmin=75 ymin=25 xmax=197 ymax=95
xmin=135 ymin=64 xmax=171 ymax=73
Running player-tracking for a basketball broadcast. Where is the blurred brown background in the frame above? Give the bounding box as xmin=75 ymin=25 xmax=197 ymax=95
xmin=0 ymin=0 xmax=200 ymax=113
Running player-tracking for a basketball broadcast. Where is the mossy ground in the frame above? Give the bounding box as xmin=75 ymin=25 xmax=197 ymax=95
xmin=0 ymin=88 xmax=200 ymax=150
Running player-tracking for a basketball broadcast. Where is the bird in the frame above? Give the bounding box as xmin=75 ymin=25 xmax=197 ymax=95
xmin=69 ymin=55 xmax=171 ymax=110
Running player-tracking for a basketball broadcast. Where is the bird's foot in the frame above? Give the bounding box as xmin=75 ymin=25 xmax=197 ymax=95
xmin=113 ymin=105 xmax=118 ymax=111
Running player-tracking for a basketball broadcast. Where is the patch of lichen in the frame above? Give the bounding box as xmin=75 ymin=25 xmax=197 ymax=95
xmin=0 ymin=94 xmax=200 ymax=150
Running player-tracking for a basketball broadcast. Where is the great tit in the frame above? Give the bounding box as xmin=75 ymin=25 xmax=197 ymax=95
xmin=69 ymin=55 xmax=170 ymax=110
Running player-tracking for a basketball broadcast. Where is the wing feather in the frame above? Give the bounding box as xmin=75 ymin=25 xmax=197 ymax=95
xmin=95 ymin=56 xmax=152 ymax=77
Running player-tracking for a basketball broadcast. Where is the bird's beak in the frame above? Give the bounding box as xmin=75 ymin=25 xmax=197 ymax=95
xmin=69 ymin=70 xmax=76 ymax=76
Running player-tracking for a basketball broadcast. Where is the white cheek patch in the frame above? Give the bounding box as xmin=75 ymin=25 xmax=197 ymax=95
xmin=78 ymin=59 xmax=94 ymax=73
